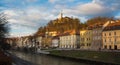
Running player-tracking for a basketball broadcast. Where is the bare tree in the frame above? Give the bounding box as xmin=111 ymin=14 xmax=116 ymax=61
xmin=0 ymin=13 xmax=10 ymax=50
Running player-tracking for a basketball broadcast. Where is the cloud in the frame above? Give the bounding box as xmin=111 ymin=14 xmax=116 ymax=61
xmin=49 ymin=0 xmax=58 ymax=3
xmin=4 ymin=10 xmax=17 ymax=18
xmin=60 ymin=0 xmax=120 ymax=18
xmin=50 ymin=0 xmax=120 ymax=22
xmin=49 ymin=0 xmax=74 ymax=4
xmin=76 ymin=2 xmax=111 ymax=16
xmin=1 ymin=0 xmax=120 ymax=37
xmin=3 ymin=6 xmax=59 ymax=37
xmin=9 ymin=31 xmax=34 ymax=37
xmin=26 ymin=0 xmax=37 ymax=2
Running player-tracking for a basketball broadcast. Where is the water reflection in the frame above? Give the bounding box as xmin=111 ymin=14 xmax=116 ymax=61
xmin=12 ymin=51 xmax=90 ymax=65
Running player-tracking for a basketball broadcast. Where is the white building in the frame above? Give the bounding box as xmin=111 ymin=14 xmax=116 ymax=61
xmin=35 ymin=35 xmax=43 ymax=49
xmin=51 ymin=36 xmax=59 ymax=48
xmin=59 ymin=30 xmax=80 ymax=49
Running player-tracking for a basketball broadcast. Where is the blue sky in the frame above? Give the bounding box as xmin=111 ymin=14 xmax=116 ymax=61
xmin=0 ymin=0 xmax=120 ymax=37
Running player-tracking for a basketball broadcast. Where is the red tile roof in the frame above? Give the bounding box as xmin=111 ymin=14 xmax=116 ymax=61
xmin=103 ymin=21 xmax=120 ymax=31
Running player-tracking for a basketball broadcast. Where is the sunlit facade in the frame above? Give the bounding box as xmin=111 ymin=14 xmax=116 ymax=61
xmin=80 ymin=29 xmax=92 ymax=50
xmin=59 ymin=30 xmax=80 ymax=49
xmin=102 ymin=21 xmax=120 ymax=50
xmin=35 ymin=35 xmax=43 ymax=49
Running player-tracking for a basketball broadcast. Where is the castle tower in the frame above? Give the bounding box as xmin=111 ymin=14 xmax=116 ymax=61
xmin=58 ymin=11 xmax=63 ymax=20
xmin=58 ymin=10 xmax=63 ymax=23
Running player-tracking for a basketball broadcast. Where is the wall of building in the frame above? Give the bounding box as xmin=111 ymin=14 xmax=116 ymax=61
xmin=80 ymin=30 xmax=92 ymax=50
xmin=102 ymin=30 xmax=120 ymax=50
xmin=52 ymin=39 xmax=59 ymax=48
xmin=91 ymin=28 xmax=102 ymax=50
xmin=59 ymin=35 xmax=80 ymax=49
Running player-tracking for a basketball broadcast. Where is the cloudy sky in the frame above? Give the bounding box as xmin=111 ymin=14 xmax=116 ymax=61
xmin=0 ymin=0 xmax=120 ymax=37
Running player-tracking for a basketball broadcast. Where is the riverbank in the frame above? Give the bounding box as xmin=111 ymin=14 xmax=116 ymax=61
xmin=7 ymin=50 xmax=36 ymax=65
xmin=49 ymin=50 xmax=120 ymax=65
xmin=0 ymin=50 xmax=12 ymax=65
xmin=10 ymin=50 xmax=91 ymax=65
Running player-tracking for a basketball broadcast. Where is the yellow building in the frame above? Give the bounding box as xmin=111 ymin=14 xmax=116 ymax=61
xmin=47 ymin=31 xmax=58 ymax=36
xmin=102 ymin=21 xmax=120 ymax=50
xmin=80 ymin=29 xmax=93 ymax=50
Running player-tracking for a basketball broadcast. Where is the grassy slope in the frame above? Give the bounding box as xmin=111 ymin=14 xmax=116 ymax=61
xmin=50 ymin=50 xmax=120 ymax=64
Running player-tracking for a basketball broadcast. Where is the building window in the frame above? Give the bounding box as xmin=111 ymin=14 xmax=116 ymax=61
xmin=109 ymin=32 xmax=111 ymax=36
xmin=109 ymin=38 xmax=111 ymax=42
xmin=87 ymin=43 xmax=90 ymax=46
xmin=104 ymin=45 xmax=107 ymax=49
xmin=109 ymin=45 xmax=111 ymax=49
xmin=114 ymin=32 xmax=116 ymax=35
xmin=87 ymin=38 xmax=89 ymax=41
xmin=89 ymin=43 xmax=91 ymax=46
xmin=83 ymin=38 xmax=84 ymax=41
xmin=114 ymin=45 xmax=117 ymax=50
xmin=105 ymin=39 xmax=106 ymax=42
xmin=114 ymin=38 xmax=116 ymax=43
xmin=104 ymin=33 xmax=106 ymax=36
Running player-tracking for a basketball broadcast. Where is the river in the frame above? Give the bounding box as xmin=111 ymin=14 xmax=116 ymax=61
xmin=11 ymin=51 xmax=91 ymax=65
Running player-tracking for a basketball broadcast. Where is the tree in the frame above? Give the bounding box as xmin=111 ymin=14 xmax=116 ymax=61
xmin=86 ymin=16 xmax=115 ymax=25
xmin=0 ymin=13 xmax=10 ymax=50
xmin=35 ymin=16 xmax=81 ymax=35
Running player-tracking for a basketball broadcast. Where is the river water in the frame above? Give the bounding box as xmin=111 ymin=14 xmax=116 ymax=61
xmin=11 ymin=51 xmax=91 ymax=65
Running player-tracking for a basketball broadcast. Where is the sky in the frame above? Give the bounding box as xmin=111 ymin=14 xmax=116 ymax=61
xmin=0 ymin=0 xmax=120 ymax=37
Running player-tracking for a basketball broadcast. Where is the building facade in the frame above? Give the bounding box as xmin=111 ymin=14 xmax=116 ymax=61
xmin=59 ymin=30 xmax=80 ymax=49
xmin=102 ymin=21 xmax=120 ymax=50
xmin=91 ymin=21 xmax=110 ymax=50
xmin=91 ymin=26 xmax=103 ymax=50
xmin=51 ymin=36 xmax=59 ymax=48
xmin=80 ymin=29 xmax=92 ymax=50
xmin=35 ymin=35 xmax=42 ymax=49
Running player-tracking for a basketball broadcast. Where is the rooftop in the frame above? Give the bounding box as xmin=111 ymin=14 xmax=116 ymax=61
xmin=103 ymin=20 xmax=120 ymax=31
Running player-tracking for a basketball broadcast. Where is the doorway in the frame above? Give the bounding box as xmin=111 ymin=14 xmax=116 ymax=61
xmin=109 ymin=45 xmax=111 ymax=49
xmin=114 ymin=45 xmax=117 ymax=50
